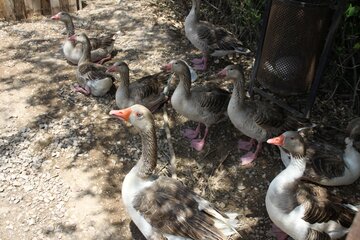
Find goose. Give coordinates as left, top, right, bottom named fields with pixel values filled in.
left=266, top=131, right=358, bottom=240
left=51, top=11, right=114, bottom=65
left=109, top=104, right=240, bottom=240
left=106, top=61, right=168, bottom=112
left=275, top=118, right=360, bottom=186
left=162, top=60, right=230, bottom=151
left=69, top=33, right=114, bottom=97
left=218, top=64, right=307, bottom=165
left=185, top=0, right=250, bottom=70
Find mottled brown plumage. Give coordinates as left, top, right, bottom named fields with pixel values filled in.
left=219, top=64, right=307, bottom=164
left=106, top=62, right=168, bottom=112
left=279, top=122, right=360, bottom=186
left=162, top=60, right=230, bottom=151
left=185, top=0, right=249, bottom=70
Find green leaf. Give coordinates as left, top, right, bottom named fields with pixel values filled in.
left=346, top=4, right=360, bottom=18
left=354, top=42, right=360, bottom=50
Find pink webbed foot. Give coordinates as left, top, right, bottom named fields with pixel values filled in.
left=183, top=128, right=200, bottom=139
left=238, top=139, right=255, bottom=151
left=271, top=224, right=288, bottom=240
left=191, top=138, right=205, bottom=151
left=240, top=151, right=257, bottom=165
left=191, top=58, right=204, bottom=64
left=193, top=63, right=207, bottom=71
left=73, top=84, right=90, bottom=95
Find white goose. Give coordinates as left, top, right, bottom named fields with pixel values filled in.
left=266, top=131, right=358, bottom=240
left=185, top=0, right=250, bottom=70
left=110, top=104, right=240, bottom=240
left=278, top=118, right=360, bottom=186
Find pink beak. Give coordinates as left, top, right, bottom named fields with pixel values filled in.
left=106, top=66, right=117, bottom=73
left=161, top=63, right=172, bottom=72
left=51, top=13, right=60, bottom=20
left=217, top=68, right=227, bottom=78
left=68, top=35, right=76, bottom=42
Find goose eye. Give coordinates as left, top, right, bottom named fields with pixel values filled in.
left=290, top=137, right=295, bottom=140
left=136, top=112, right=143, bottom=119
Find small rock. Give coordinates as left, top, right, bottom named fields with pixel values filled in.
left=27, top=218, right=36, bottom=226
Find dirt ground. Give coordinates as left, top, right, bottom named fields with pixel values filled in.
left=0, top=0, right=359, bottom=239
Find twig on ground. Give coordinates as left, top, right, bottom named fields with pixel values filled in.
left=210, top=151, right=230, bottom=177
left=163, top=103, right=177, bottom=179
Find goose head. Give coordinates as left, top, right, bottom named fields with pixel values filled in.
left=267, top=131, right=306, bottom=157
left=109, top=104, right=154, bottom=132
left=106, top=61, right=129, bottom=75
left=217, top=64, right=244, bottom=80
left=161, top=60, right=189, bottom=75
left=68, top=33, right=89, bottom=44
left=51, top=12, right=72, bottom=23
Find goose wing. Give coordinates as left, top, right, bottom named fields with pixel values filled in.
left=133, top=176, right=237, bottom=240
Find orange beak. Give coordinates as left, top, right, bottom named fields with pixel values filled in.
left=267, top=135, right=285, bottom=146
left=109, top=107, right=132, bottom=121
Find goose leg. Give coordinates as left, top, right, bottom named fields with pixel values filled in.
left=182, top=123, right=201, bottom=139
left=240, top=142, right=262, bottom=165
left=191, top=56, right=205, bottom=64
left=191, top=126, right=209, bottom=151
left=193, top=57, right=207, bottom=71
left=97, top=54, right=112, bottom=65
left=238, top=138, right=255, bottom=151
left=271, top=224, right=288, bottom=240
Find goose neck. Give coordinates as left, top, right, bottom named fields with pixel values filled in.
left=64, top=19, right=75, bottom=37
left=186, top=0, right=200, bottom=23
left=231, top=75, right=246, bottom=106
left=136, top=124, right=157, bottom=178
left=117, top=71, right=130, bottom=98
left=78, top=38, right=91, bottom=64
left=177, top=71, right=192, bottom=96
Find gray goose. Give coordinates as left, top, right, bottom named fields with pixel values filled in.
left=218, top=65, right=307, bottom=165
left=162, top=60, right=230, bottom=151
left=106, top=62, right=168, bottom=112
left=70, top=33, right=114, bottom=97
left=51, top=12, right=114, bottom=65
left=275, top=118, right=360, bottom=186
left=185, top=0, right=250, bottom=70
left=110, top=104, right=240, bottom=240
left=266, top=131, right=358, bottom=240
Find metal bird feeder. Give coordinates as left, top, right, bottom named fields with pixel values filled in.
left=250, top=0, right=348, bottom=118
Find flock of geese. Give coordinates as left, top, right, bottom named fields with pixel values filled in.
left=50, top=0, right=360, bottom=239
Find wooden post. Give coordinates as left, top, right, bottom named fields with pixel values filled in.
left=68, top=0, right=77, bottom=12
left=50, top=0, right=60, bottom=14
left=1, top=0, right=16, bottom=20
left=41, top=0, right=51, bottom=15
left=13, top=0, right=26, bottom=19
left=31, top=0, right=41, bottom=16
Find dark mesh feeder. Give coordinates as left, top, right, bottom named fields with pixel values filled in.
left=250, top=0, right=347, bottom=117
